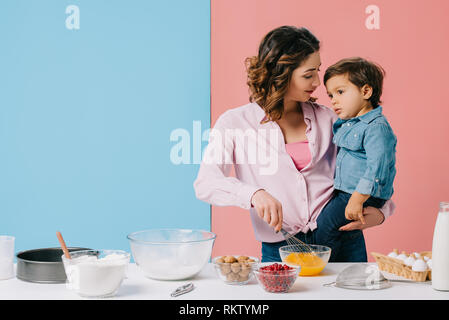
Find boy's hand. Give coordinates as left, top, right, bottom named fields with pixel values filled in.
left=345, top=200, right=366, bottom=224
left=339, top=206, right=385, bottom=231
left=345, top=191, right=370, bottom=225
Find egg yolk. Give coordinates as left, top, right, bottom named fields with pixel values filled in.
left=284, top=252, right=326, bottom=276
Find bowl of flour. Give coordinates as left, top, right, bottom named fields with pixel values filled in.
left=127, top=229, right=216, bottom=280
left=61, top=249, right=130, bottom=298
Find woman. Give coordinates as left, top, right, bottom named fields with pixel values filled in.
left=193, top=26, right=394, bottom=262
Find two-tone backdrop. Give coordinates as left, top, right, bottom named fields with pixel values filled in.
left=1, top=0, right=448, bottom=261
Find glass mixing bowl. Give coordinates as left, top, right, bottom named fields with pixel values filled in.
left=127, top=229, right=216, bottom=280
left=253, top=262, right=300, bottom=293
left=279, top=244, right=331, bottom=276
left=212, top=255, right=259, bottom=285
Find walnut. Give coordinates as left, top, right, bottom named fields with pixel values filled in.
left=220, top=263, right=231, bottom=275
left=238, top=274, right=250, bottom=282
left=231, top=262, right=241, bottom=273
left=224, top=256, right=237, bottom=263
left=226, top=272, right=239, bottom=281
left=216, top=257, right=225, bottom=264
left=239, top=269, right=250, bottom=278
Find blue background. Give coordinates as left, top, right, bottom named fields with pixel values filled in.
left=0, top=0, right=211, bottom=256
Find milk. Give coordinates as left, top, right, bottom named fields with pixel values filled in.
left=0, top=236, right=14, bottom=280
left=0, top=258, right=14, bottom=280
left=431, top=202, right=449, bottom=291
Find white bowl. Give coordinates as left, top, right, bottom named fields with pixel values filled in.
left=61, top=249, right=129, bottom=298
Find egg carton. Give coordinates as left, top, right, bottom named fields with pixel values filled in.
left=371, top=251, right=432, bottom=282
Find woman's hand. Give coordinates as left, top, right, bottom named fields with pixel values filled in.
left=339, top=206, right=385, bottom=231
left=251, top=189, right=283, bottom=232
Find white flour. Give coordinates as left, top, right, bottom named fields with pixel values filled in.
left=138, top=258, right=203, bottom=280
left=64, top=253, right=128, bottom=297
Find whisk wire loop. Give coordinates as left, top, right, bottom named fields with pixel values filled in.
left=280, top=228, right=315, bottom=254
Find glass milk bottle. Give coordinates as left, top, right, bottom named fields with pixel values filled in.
left=432, top=202, right=449, bottom=291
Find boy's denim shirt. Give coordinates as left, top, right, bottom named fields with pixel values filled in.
left=332, top=106, right=397, bottom=200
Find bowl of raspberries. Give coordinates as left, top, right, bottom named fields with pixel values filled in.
left=253, top=262, right=300, bottom=293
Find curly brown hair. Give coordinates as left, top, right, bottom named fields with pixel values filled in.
left=245, top=26, right=320, bottom=123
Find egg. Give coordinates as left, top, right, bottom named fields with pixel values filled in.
left=412, top=258, right=428, bottom=272
left=404, top=254, right=416, bottom=267
left=427, top=259, right=432, bottom=270
left=396, top=251, right=408, bottom=261
left=423, top=256, right=430, bottom=262
left=413, top=252, right=421, bottom=259
left=388, top=249, right=399, bottom=258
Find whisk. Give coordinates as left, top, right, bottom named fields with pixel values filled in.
left=280, top=228, right=315, bottom=254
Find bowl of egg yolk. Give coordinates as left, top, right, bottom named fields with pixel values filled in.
left=279, top=245, right=331, bottom=276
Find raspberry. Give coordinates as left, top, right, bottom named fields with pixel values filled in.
left=256, top=263, right=297, bottom=293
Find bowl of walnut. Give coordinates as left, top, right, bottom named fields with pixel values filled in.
left=212, top=255, right=259, bottom=285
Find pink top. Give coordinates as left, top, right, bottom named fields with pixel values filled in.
left=193, top=102, right=395, bottom=242
left=285, top=141, right=312, bottom=171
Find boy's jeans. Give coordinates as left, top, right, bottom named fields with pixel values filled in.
left=315, top=190, right=386, bottom=262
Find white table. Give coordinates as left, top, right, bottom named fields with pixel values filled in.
left=1, top=263, right=448, bottom=300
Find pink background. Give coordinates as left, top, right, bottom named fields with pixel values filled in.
left=211, top=0, right=449, bottom=261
